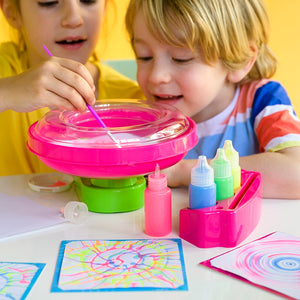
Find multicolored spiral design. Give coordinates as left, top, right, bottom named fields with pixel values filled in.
left=235, top=239, right=300, bottom=285
left=58, top=239, right=186, bottom=291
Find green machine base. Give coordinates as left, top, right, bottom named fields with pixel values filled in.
left=74, top=176, right=146, bottom=213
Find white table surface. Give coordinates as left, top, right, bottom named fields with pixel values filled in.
left=1, top=173, right=299, bottom=300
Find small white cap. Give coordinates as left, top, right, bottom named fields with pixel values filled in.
left=62, top=201, right=88, bottom=224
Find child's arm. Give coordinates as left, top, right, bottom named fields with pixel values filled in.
left=0, top=56, right=95, bottom=113
left=162, top=159, right=196, bottom=188
left=163, top=146, right=300, bottom=199
left=239, top=147, right=300, bottom=199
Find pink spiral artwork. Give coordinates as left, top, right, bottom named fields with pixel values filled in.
left=203, top=232, right=300, bottom=299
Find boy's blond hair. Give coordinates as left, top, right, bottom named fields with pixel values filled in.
left=126, top=0, right=277, bottom=82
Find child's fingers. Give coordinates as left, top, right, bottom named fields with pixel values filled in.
left=43, top=87, right=87, bottom=112
left=45, top=58, right=96, bottom=109
left=54, top=57, right=95, bottom=91
left=54, top=71, right=94, bottom=109
left=47, top=97, right=77, bottom=111
left=45, top=76, right=89, bottom=112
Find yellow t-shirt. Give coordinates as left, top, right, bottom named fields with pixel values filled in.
left=0, top=42, right=143, bottom=176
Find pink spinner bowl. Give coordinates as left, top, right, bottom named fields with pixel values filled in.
left=28, top=99, right=198, bottom=178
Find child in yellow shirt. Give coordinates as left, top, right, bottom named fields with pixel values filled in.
left=0, top=0, right=143, bottom=175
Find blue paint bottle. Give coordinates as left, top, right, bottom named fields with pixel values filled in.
left=189, top=155, right=216, bottom=209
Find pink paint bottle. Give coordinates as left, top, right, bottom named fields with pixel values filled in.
left=144, top=164, right=172, bottom=236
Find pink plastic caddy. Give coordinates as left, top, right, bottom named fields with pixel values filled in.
left=179, top=170, right=262, bottom=248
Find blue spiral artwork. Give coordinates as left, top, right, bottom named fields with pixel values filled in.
left=205, top=232, right=300, bottom=299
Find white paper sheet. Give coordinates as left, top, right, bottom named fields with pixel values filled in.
left=0, top=193, right=66, bottom=239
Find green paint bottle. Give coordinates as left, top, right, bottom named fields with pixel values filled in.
left=210, top=148, right=234, bottom=201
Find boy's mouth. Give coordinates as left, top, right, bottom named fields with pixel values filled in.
left=154, top=94, right=183, bottom=101
left=56, top=38, right=86, bottom=45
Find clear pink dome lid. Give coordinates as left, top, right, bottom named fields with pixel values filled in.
left=28, top=99, right=198, bottom=178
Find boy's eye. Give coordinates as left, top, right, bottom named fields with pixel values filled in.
left=172, top=57, right=194, bottom=63
left=80, top=0, right=97, bottom=4
left=37, top=1, right=58, bottom=7
left=136, top=56, right=152, bottom=62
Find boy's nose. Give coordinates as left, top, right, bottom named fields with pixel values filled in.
left=61, top=3, right=84, bottom=28
left=148, top=62, right=172, bottom=84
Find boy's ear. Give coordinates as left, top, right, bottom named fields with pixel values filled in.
left=1, top=0, right=22, bottom=29
left=227, top=43, right=258, bottom=83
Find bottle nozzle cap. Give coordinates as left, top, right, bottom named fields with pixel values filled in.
left=154, top=163, right=160, bottom=178
left=210, top=148, right=232, bottom=178
left=223, top=140, right=239, bottom=169
left=191, top=155, right=214, bottom=187
left=148, top=164, right=167, bottom=190
left=62, top=201, right=88, bottom=224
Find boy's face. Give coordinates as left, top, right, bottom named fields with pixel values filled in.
left=132, top=10, right=236, bottom=123
left=17, top=0, right=105, bottom=66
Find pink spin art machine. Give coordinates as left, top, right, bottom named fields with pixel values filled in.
left=27, top=99, right=198, bottom=213
left=27, top=99, right=262, bottom=248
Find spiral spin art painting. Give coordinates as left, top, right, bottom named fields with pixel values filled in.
left=203, top=232, right=300, bottom=299
left=0, top=262, right=45, bottom=300
left=52, top=239, right=187, bottom=292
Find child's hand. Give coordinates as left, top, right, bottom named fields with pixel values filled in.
left=161, top=159, right=197, bottom=187
left=0, top=56, right=95, bottom=113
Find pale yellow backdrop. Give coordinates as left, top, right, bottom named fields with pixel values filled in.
left=1, top=0, right=299, bottom=113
